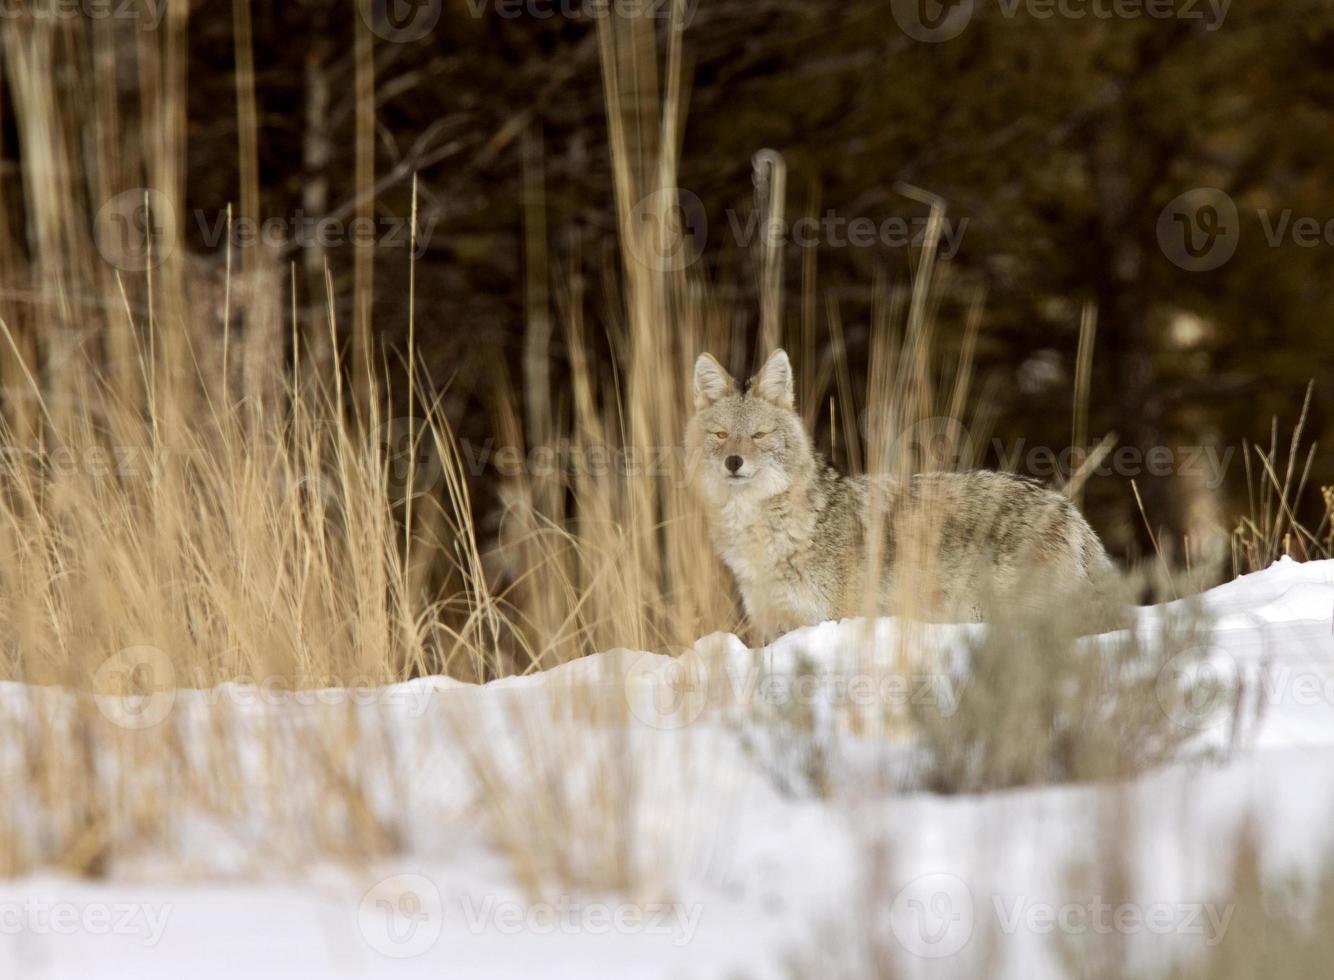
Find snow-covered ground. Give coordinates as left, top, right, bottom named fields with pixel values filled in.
left=2, top=559, right=1332, bottom=979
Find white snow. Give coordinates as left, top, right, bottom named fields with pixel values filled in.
left=2, top=559, right=1332, bottom=978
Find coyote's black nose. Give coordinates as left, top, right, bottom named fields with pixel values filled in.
left=725, top=455, right=744, bottom=474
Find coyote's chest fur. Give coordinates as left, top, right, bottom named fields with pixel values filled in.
left=709, top=476, right=853, bottom=637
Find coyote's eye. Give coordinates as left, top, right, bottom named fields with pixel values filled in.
left=751, top=430, right=771, bottom=440
left=711, top=430, right=728, bottom=439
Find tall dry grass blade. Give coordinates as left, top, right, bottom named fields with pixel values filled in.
left=1133, top=478, right=1177, bottom=598
left=1070, top=302, right=1098, bottom=506
left=754, top=148, right=787, bottom=355
left=352, top=7, right=376, bottom=412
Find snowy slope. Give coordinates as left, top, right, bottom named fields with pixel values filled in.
left=2, top=559, right=1332, bottom=979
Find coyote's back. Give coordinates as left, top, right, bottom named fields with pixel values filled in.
left=686, top=349, right=1113, bottom=641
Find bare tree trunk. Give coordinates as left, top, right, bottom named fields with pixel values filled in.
left=1091, top=97, right=1177, bottom=557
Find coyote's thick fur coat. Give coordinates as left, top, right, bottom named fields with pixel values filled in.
left=686, top=350, right=1114, bottom=641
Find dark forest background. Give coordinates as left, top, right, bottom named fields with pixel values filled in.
left=2, top=0, right=1332, bottom=564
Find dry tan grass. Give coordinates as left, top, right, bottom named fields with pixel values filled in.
left=1157, top=830, right=1334, bottom=980
left=1231, top=382, right=1333, bottom=574
left=0, top=5, right=1323, bottom=905
left=0, top=7, right=741, bottom=884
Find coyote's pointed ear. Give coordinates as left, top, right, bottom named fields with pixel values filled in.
left=693, top=353, right=736, bottom=410
left=754, top=349, right=793, bottom=410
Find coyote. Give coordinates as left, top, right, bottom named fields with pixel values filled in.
left=686, top=349, right=1114, bottom=641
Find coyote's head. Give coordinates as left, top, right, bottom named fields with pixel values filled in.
left=685, top=349, right=814, bottom=503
